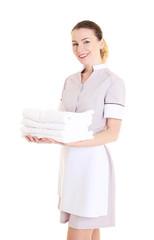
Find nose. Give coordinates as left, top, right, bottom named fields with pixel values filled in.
left=76, top=43, right=85, bottom=53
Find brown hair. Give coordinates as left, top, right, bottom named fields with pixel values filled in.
left=71, top=20, right=109, bottom=63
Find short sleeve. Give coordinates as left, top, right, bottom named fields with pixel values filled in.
left=57, top=77, right=68, bottom=111
left=104, top=77, right=126, bottom=119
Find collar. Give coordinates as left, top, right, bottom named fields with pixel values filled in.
left=80, top=63, right=108, bottom=72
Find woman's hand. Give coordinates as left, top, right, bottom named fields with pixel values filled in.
left=24, top=134, right=63, bottom=144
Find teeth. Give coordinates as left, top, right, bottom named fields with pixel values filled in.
left=79, top=54, right=89, bottom=58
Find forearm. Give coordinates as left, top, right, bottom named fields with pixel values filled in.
left=43, top=119, right=122, bottom=147
left=91, top=128, right=118, bottom=146
left=63, top=118, right=122, bottom=147
left=63, top=128, right=118, bottom=147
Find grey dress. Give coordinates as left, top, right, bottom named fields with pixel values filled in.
left=57, top=63, right=126, bottom=227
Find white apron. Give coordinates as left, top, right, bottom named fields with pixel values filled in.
left=58, top=145, right=110, bottom=217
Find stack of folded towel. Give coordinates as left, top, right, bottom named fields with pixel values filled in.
left=21, top=108, right=94, bottom=143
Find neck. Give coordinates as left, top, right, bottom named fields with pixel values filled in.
left=83, top=59, right=103, bottom=73
left=83, top=65, right=93, bottom=74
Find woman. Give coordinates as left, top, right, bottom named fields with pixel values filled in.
left=25, top=20, right=126, bottom=240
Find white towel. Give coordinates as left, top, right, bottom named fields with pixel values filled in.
left=21, top=126, right=91, bottom=137
left=22, top=132, right=94, bottom=143
left=21, top=118, right=92, bottom=130
left=22, top=108, right=94, bottom=143
left=23, top=108, right=94, bottom=123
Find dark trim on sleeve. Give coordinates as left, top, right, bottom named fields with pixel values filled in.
left=105, top=103, right=125, bottom=107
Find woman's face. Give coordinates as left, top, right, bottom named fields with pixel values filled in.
left=71, top=28, right=104, bottom=67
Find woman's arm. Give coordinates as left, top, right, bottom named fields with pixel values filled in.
left=62, top=118, right=122, bottom=147
left=39, top=118, right=122, bottom=147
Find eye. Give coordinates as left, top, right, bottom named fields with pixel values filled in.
left=84, top=40, right=90, bottom=44
left=72, top=43, right=78, bottom=46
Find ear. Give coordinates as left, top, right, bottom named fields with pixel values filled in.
left=99, top=38, right=104, bottom=49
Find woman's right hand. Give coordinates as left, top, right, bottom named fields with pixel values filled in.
left=25, top=134, right=43, bottom=143
left=24, top=134, right=56, bottom=144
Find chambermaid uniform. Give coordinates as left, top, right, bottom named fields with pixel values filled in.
left=57, top=63, right=126, bottom=229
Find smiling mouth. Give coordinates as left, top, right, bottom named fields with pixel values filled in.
left=79, top=53, right=89, bottom=59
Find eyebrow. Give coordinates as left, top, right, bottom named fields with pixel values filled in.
left=72, top=38, right=90, bottom=42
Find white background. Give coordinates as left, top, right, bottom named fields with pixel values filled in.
left=0, top=0, right=154, bottom=239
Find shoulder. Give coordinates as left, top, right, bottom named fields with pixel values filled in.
left=99, top=68, right=126, bottom=94
left=68, top=71, right=80, bottom=77
left=63, top=71, right=80, bottom=88
left=65, top=71, right=80, bottom=81
left=103, top=68, right=125, bottom=85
